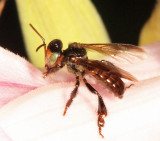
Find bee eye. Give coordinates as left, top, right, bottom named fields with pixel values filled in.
left=49, top=52, right=59, bottom=66
left=48, top=39, right=62, bottom=53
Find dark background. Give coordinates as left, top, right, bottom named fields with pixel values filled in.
left=0, top=0, right=156, bottom=59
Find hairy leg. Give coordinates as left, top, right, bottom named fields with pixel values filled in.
left=83, top=77, right=107, bottom=138
left=63, top=75, right=80, bottom=116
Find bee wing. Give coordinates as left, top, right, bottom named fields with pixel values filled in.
left=77, top=43, right=146, bottom=63
left=112, top=64, right=138, bottom=82
left=77, top=59, right=137, bottom=82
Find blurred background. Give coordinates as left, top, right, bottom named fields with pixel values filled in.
left=0, top=0, right=156, bottom=59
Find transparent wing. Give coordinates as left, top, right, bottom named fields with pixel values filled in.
left=71, top=43, right=146, bottom=63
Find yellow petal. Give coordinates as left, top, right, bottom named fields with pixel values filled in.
left=139, top=1, right=160, bottom=46
left=16, top=0, right=110, bottom=67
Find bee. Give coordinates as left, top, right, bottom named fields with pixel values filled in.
left=30, top=24, right=145, bottom=138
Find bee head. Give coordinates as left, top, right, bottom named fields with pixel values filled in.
left=29, top=24, right=64, bottom=70
left=45, top=39, right=63, bottom=69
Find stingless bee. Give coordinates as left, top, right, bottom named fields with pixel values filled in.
left=29, top=24, right=145, bottom=138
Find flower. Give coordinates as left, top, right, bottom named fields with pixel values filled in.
left=0, top=0, right=159, bottom=140
left=0, top=42, right=159, bottom=140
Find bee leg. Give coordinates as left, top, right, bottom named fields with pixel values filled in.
left=63, top=75, right=80, bottom=116
left=42, top=71, right=49, bottom=78
left=126, top=83, right=134, bottom=89
left=83, top=77, right=107, bottom=138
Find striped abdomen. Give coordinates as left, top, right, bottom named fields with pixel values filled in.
left=86, top=67, right=125, bottom=98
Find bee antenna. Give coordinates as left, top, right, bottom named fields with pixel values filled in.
left=29, top=24, right=47, bottom=54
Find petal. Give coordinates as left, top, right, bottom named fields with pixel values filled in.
left=0, top=47, right=50, bottom=107
left=0, top=77, right=159, bottom=141
left=0, top=127, right=13, bottom=141
left=139, top=1, right=160, bottom=45
left=0, top=43, right=159, bottom=140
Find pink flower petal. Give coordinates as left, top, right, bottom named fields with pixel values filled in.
left=0, top=42, right=159, bottom=140
left=0, top=128, right=13, bottom=141
left=0, top=47, right=47, bottom=86
left=0, top=47, right=50, bottom=107
left=0, top=76, right=159, bottom=141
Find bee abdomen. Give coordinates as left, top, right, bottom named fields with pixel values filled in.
left=92, top=69, right=125, bottom=98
